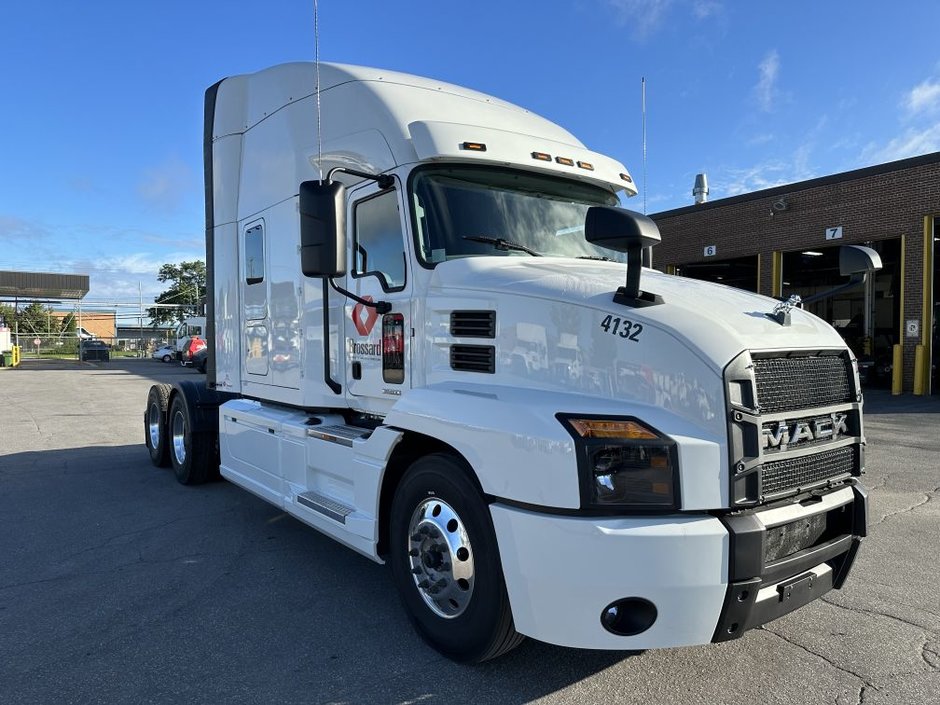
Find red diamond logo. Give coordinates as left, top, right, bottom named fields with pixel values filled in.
left=352, top=297, right=379, bottom=336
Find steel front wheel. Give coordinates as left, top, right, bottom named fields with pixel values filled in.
left=389, top=453, right=523, bottom=662
left=144, top=384, right=171, bottom=467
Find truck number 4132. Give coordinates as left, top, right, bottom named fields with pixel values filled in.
left=600, top=315, right=643, bottom=341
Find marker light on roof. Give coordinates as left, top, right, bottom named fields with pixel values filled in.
left=460, top=142, right=487, bottom=152
left=577, top=161, right=594, bottom=171
left=531, top=152, right=552, bottom=161
left=620, top=173, right=634, bottom=183
left=555, top=156, right=575, bottom=166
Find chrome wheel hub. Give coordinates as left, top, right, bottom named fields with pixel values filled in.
left=407, top=498, right=475, bottom=618
left=171, top=410, right=187, bottom=466
left=148, top=402, right=161, bottom=449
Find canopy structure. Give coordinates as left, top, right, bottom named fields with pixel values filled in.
left=0, top=271, right=89, bottom=301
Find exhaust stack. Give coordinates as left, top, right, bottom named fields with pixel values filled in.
left=693, top=173, right=709, bottom=204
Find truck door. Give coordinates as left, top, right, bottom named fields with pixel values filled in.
left=343, top=180, right=411, bottom=411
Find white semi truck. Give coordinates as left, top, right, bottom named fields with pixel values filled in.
left=145, top=63, right=872, bottom=662
left=173, top=316, right=207, bottom=365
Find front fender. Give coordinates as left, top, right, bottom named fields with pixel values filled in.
left=385, top=382, right=726, bottom=510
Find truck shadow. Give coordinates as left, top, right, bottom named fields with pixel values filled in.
left=13, top=356, right=200, bottom=384
left=0, top=443, right=637, bottom=704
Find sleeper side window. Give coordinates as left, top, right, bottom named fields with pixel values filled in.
left=245, top=224, right=265, bottom=285
left=353, top=190, right=406, bottom=291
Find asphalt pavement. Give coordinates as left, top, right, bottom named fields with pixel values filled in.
left=0, top=358, right=937, bottom=704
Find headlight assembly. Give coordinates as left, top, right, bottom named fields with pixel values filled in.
left=560, top=416, right=679, bottom=510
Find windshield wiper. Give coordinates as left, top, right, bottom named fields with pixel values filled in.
left=463, top=235, right=542, bottom=257
left=576, top=255, right=613, bottom=261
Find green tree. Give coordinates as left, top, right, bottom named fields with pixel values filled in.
left=0, top=303, right=14, bottom=329
left=60, top=312, right=77, bottom=334
left=13, top=302, right=59, bottom=335
left=147, top=260, right=207, bottom=327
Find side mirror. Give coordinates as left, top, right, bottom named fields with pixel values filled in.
left=584, top=206, right=662, bottom=252
left=299, top=180, right=347, bottom=277
left=585, top=206, right=661, bottom=304
left=840, top=245, right=882, bottom=277
left=795, top=245, right=884, bottom=309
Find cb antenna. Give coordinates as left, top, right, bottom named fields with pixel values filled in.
left=641, top=76, right=647, bottom=215
left=314, top=0, right=323, bottom=180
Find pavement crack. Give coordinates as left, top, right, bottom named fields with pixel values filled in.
left=821, top=597, right=937, bottom=634
left=871, top=488, right=937, bottom=526
left=922, top=640, right=940, bottom=670
left=760, top=626, right=876, bottom=689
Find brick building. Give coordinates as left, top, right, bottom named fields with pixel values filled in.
left=51, top=310, right=116, bottom=339
left=651, top=152, right=938, bottom=394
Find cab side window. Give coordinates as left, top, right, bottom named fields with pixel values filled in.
left=354, top=190, right=406, bottom=290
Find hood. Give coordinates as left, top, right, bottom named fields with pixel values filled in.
left=429, top=257, right=845, bottom=373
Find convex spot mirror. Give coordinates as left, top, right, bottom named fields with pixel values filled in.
left=299, top=180, right=347, bottom=277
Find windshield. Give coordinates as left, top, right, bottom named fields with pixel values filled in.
left=409, top=166, right=624, bottom=265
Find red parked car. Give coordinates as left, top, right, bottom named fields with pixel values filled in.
left=180, top=336, right=207, bottom=367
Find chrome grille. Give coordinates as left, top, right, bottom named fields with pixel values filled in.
left=762, top=446, right=856, bottom=497
left=725, top=350, right=862, bottom=506
left=753, top=354, right=853, bottom=413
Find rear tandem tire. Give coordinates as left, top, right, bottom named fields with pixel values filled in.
left=389, top=453, right=524, bottom=663
left=144, top=384, right=171, bottom=468
left=167, top=394, right=213, bottom=485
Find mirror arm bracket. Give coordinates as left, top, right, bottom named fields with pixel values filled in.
left=328, top=278, right=392, bottom=314
left=326, top=167, right=394, bottom=190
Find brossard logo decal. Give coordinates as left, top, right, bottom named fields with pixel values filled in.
left=349, top=341, right=382, bottom=357
left=352, top=297, right=379, bottom=336
left=762, top=412, right=849, bottom=451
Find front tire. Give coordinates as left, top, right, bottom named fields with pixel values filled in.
left=168, top=394, right=213, bottom=485
left=389, top=453, right=523, bottom=662
left=144, top=384, right=171, bottom=467
left=162, top=354, right=172, bottom=363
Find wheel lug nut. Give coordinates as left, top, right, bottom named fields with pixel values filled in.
left=417, top=579, right=429, bottom=589
left=411, top=567, right=423, bottom=575
left=408, top=548, right=419, bottom=557
left=410, top=533, right=422, bottom=542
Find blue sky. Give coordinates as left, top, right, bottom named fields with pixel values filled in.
left=3, top=1, right=940, bottom=307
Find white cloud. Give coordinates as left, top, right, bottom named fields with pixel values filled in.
left=606, top=0, right=674, bottom=38
left=860, top=123, right=940, bottom=164
left=606, top=0, right=721, bottom=37
left=755, top=50, right=780, bottom=112
left=0, top=215, right=52, bottom=241
left=712, top=151, right=818, bottom=198
left=903, top=79, right=940, bottom=115
left=692, top=0, right=722, bottom=19
left=137, top=155, right=196, bottom=213
left=747, top=133, right=774, bottom=146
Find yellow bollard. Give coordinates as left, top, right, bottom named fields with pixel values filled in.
left=11, top=345, right=20, bottom=367
left=891, top=344, right=903, bottom=395
left=913, top=345, right=925, bottom=396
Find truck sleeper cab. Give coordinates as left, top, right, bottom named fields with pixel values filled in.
left=144, top=62, right=867, bottom=662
